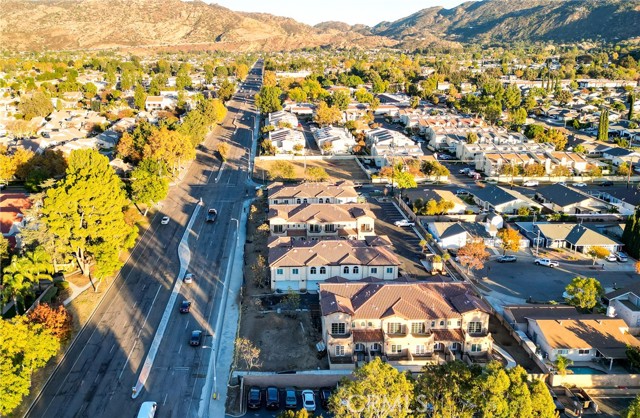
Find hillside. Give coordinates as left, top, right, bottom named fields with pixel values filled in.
left=372, top=0, right=640, bottom=44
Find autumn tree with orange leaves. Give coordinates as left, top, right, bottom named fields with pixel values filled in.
left=28, top=303, right=73, bottom=341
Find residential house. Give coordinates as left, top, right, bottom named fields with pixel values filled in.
left=503, top=305, right=579, bottom=332
left=605, top=283, right=640, bottom=334
left=534, top=184, right=610, bottom=214
left=602, top=147, right=640, bottom=167
left=471, top=185, right=541, bottom=214
left=366, top=128, right=423, bottom=167
left=145, top=96, right=166, bottom=112
left=319, top=280, right=493, bottom=371
left=0, top=193, right=31, bottom=249
left=313, top=126, right=357, bottom=154
left=589, top=188, right=640, bottom=215
left=403, top=189, right=468, bottom=215
left=268, top=181, right=359, bottom=206
left=268, top=128, right=305, bottom=154
left=267, top=110, right=299, bottom=128
left=268, top=203, right=375, bottom=240
left=518, top=222, right=623, bottom=254
left=427, top=221, right=505, bottom=250
left=268, top=239, right=400, bottom=292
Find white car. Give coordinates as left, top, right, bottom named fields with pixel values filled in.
left=301, top=390, right=316, bottom=412
left=161, top=216, right=170, bottom=225
left=523, top=181, right=539, bottom=187
left=573, top=182, right=587, bottom=187
left=184, top=273, right=194, bottom=284
left=534, top=258, right=559, bottom=267
left=605, top=253, right=617, bottom=262
left=394, top=219, right=415, bottom=227
left=459, top=167, right=470, bottom=174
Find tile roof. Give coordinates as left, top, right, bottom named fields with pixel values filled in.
left=269, top=203, right=374, bottom=223
left=320, top=281, right=489, bottom=321
left=353, top=329, right=384, bottom=343
left=269, top=240, right=400, bottom=268
left=0, top=193, right=31, bottom=234
left=432, top=329, right=464, bottom=342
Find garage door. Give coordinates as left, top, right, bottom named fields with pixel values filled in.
left=277, top=280, right=300, bottom=292
left=306, top=279, right=323, bottom=294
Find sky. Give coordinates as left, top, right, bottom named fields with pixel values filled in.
left=206, top=0, right=468, bottom=26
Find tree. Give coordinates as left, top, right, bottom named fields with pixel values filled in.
left=331, top=90, right=351, bottom=111
left=564, top=276, right=603, bottom=310
left=134, top=84, right=146, bottom=110
left=506, top=366, right=533, bottom=418
left=420, top=161, right=450, bottom=177
left=288, top=87, right=307, bottom=103
left=524, top=124, right=545, bottom=140
left=277, top=410, right=309, bottom=418
left=587, top=246, right=610, bottom=266
left=457, top=241, right=490, bottom=272
left=255, top=86, right=282, bottom=114
left=474, top=361, right=510, bottom=417
left=629, top=93, right=635, bottom=121
left=551, top=165, right=571, bottom=177
left=554, top=355, right=573, bottom=376
left=626, top=345, right=640, bottom=371
left=597, top=108, right=610, bottom=142
left=529, top=378, right=558, bottom=418
left=466, top=131, right=478, bottom=144
left=282, top=288, right=301, bottom=312
left=556, top=90, right=573, bottom=106
left=262, top=70, right=277, bottom=87
left=622, top=394, right=640, bottom=418
left=618, top=162, right=632, bottom=176
left=235, top=337, right=262, bottom=370
left=130, top=159, right=169, bottom=216
left=235, top=63, right=249, bottom=81
left=217, top=79, right=236, bottom=102
left=329, top=357, right=414, bottom=418
left=394, top=171, right=417, bottom=189
left=2, top=259, right=34, bottom=314
left=504, top=84, right=522, bottom=110
left=41, top=149, right=137, bottom=277
left=304, top=166, right=329, bottom=182
left=217, top=142, right=230, bottom=162
left=28, top=303, right=73, bottom=341
left=268, top=160, right=295, bottom=181
left=314, top=101, right=342, bottom=126
left=509, top=107, right=528, bottom=128
left=410, top=96, right=420, bottom=109
left=18, top=91, right=53, bottom=120
left=524, top=163, right=546, bottom=177
left=543, top=128, right=568, bottom=151
left=250, top=254, right=267, bottom=288
left=497, top=227, right=521, bottom=255
left=143, top=126, right=196, bottom=175
left=0, top=317, right=59, bottom=416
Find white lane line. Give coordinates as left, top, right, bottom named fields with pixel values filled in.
left=119, top=339, right=138, bottom=381
left=214, top=163, right=226, bottom=183
left=185, top=320, right=189, bottom=330
left=178, top=345, right=182, bottom=355
left=163, top=393, right=168, bottom=406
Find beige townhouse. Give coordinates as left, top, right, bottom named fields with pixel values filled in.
left=268, top=181, right=359, bottom=206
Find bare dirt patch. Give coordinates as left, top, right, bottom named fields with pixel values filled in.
left=254, top=158, right=369, bottom=183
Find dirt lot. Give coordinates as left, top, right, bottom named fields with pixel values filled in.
left=254, top=157, right=369, bottom=183
left=489, top=315, right=543, bottom=373
left=238, top=193, right=328, bottom=372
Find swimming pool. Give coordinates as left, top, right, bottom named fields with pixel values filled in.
left=568, top=366, right=606, bottom=375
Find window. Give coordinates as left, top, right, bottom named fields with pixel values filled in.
left=276, top=268, right=284, bottom=275
left=371, top=267, right=378, bottom=274
left=331, top=323, right=346, bottom=335
left=411, top=322, right=425, bottom=334
left=415, top=345, right=426, bottom=355
left=335, top=345, right=345, bottom=356
left=355, top=343, right=365, bottom=352
left=431, top=321, right=436, bottom=328
left=368, top=322, right=373, bottom=327
left=361, top=224, right=373, bottom=232
left=310, top=267, right=317, bottom=275
left=353, top=266, right=359, bottom=274
left=457, top=320, right=461, bottom=326
left=387, top=323, right=403, bottom=334
left=471, top=344, right=482, bottom=352
left=467, top=322, right=482, bottom=334
left=296, top=199, right=301, bottom=204
left=324, top=224, right=335, bottom=232
left=292, top=268, right=299, bottom=275
left=439, top=320, right=445, bottom=326
left=390, top=344, right=402, bottom=354
left=273, top=225, right=284, bottom=233
left=578, top=349, right=590, bottom=355
left=319, top=198, right=324, bottom=203
left=309, top=224, right=321, bottom=233
left=360, top=322, right=365, bottom=326
left=320, top=267, right=326, bottom=274
left=557, top=349, right=569, bottom=355
left=274, top=200, right=279, bottom=204
left=371, top=343, right=381, bottom=351
left=386, top=267, right=393, bottom=274
left=303, top=198, right=308, bottom=203
left=343, top=266, right=350, bottom=274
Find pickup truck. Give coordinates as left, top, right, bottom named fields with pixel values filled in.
left=534, top=258, right=559, bottom=267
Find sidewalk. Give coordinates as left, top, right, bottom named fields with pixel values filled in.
left=63, top=281, right=93, bottom=306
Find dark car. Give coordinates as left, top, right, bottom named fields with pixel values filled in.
left=266, top=386, right=280, bottom=410
left=320, top=387, right=333, bottom=409
left=600, top=180, right=614, bottom=187
left=179, top=300, right=192, bottom=313
left=247, top=386, right=261, bottom=410
left=284, top=387, right=297, bottom=409
left=189, top=330, right=202, bottom=346
left=496, top=255, right=517, bottom=263
left=206, top=208, right=217, bottom=223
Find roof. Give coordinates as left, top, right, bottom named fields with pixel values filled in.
left=605, top=282, right=640, bottom=301
left=534, top=223, right=620, bottom=247
left=145, top=96, right=163, bottom=103
left=430, top=222, right=493, bottom=240
left=471, top=185, right=531, bottom=207
left=531, top=317, right=640, bottom=358
left=535, top=184, right=595, bottom=208
left=503, top=305, right=579, bottom=324
left=353, top=329, right=384, bottom=343
left=268, top=181, right=358, bottom=201
left=0, top=193, right=31, bottom=235
left=269, top=239, right=400, bottom=268
left=603, top=147, right=633, bottom=157
left=269, top=203, right=374, bottom=223
left=320, top=281, right=489, bottom=321
left=432, top=328, right=465, bottom=342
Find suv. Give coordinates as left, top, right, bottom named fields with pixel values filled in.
left=523, top=180, right=539, bottom=187
left=247, top=387, right=261, bottom=410
left=206, top=208, right=217, bottom=223
left=266, top=386, right=280, bottom=410
left=534, top=258, right=559, bottom=267
left=599, top=180, right=614, bottom=187
left=496, top=255, right=517, bottom=263
left=189, top=330, right=202, bottom=346
left=616, top=252, right=629, bottom=262
left=284, top=388, right=297, bottom=409
left=179, top=300, right=192, bottom=313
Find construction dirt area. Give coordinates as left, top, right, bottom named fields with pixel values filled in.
left=253, top=157, right=369, bottom=183
left=237, top=191, right=329, bottom=372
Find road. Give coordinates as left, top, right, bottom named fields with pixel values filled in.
left=25, top=63, right=263, bottom=418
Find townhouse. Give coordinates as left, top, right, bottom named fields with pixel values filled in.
left=268, top=238, right=400, bottom=292
left=313, top=126, right=357, bottom=154
left=267, top=128, right=305, bottom=154
left=268, top=181, right=359, bottom=206
left=267, top=110, right=299, bottom=128
left=319, top=281, right=494, bottom=371
left=365, top=128, right=423, bottom=167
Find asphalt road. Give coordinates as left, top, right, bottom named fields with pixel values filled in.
left=25, top=63, right=263, bottom=418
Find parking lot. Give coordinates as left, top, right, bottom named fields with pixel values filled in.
left=243, top=387, right=333, bottom=418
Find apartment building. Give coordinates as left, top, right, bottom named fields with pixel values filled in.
left=267, top=181, right=359, bottom=206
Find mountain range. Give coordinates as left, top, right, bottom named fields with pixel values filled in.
left=0, top=0, right=639, bottom=52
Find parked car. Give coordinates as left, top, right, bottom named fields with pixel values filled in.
left=523, top=180, right=539, bottom=187
left=179, top=300, right=192, bottom=313
left=599, top=180, right=614, bottom=187
left=161, top=216, right=170, bottom=225
left=184, top=273, right=194, bottom=284
left=534, top=258, right=559, bottom=267
left=605, top=253, right=618, bottom=262
left=496, top=255, right=517, bottom=263
left=284, top=388, right=297, bottom=409
left=459, top=167, right=470, bottom=174
left=189, top=330, right=202, bottom=346
left=394, top=219, right=415, bottom=227
left=616, top=252, right=629, bottom=262
left=206, top=208, right=217, bottom=223
left=573, top=182, right=587, bottom=187
left=467, top=170, right=478, bottom=178
left=319, top=387, right=333, bottom=409
left=455, top=189, right=470, bottom=196
left=247, top=387, right=261, bottom=409
left=302, top=390, right=316, bottom=412
left=266, top=386, right=280, bottom=410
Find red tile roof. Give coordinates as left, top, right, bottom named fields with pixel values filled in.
left=0, top=193, right=30, bottom=235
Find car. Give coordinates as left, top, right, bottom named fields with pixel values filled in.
left=247, top=386, right=261, bottom=409
left=206, top=208, right=217, bottom=223
left=184, top=273, right=194, bottom=284
left=394, top=219, right=415, bottom=227
left=161, top=216, right=170, bottom=225
left=534, top=258, right=559, bottom=267
left=496, top=255, right=517, bottom=263
left=523, top=180, right=539, bottom=187
left=616, top=252, right=629, bottom=262
left=605, top=253, right=618, bottom=262
left=573, top=182, right=587, bottom=187
left=599, top=180, right=614, bottom=187
left=301, top=390, right=316, bottom=412
left=266, top=386, right=280, bottom=410
left=455, top=189, right=470, bottom=196
left=319, top=387, right=332, bottom=409
left=284, top=388, right=297, bottom=409
left=179, top=300, right=192, bottom=313
left=467, top=170, right=477, bottom=178
left=189, top=330, right=202, bottom=346
left=459, top=167, right=471, bottom=174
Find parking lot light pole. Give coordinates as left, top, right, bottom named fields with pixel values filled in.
left=202, top=344, right=217, bottom=399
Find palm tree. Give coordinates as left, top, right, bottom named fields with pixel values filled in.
left=554, top=355, right=573, bottom=376
left=21, top=246, right=54, bottom=291
left=2, top=259, right=35, bottom=314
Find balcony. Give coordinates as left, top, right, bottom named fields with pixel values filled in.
left=327, top=332, right=352, bottom=343
left=410, top=329, right=433, bottom=339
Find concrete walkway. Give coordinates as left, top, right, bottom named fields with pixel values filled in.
left=62, top=281, right=93, bottom=306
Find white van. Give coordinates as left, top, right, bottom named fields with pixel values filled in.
left=137, top=401, right=157, bottom=418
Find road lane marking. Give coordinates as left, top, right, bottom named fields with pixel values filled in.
left=178, top=345, right=182, bottom=354
left=185, top=320, right=189, bottom=330
left=163, top=393, right=168, bottom=406
left=119, top=339, right=138, bottom=381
